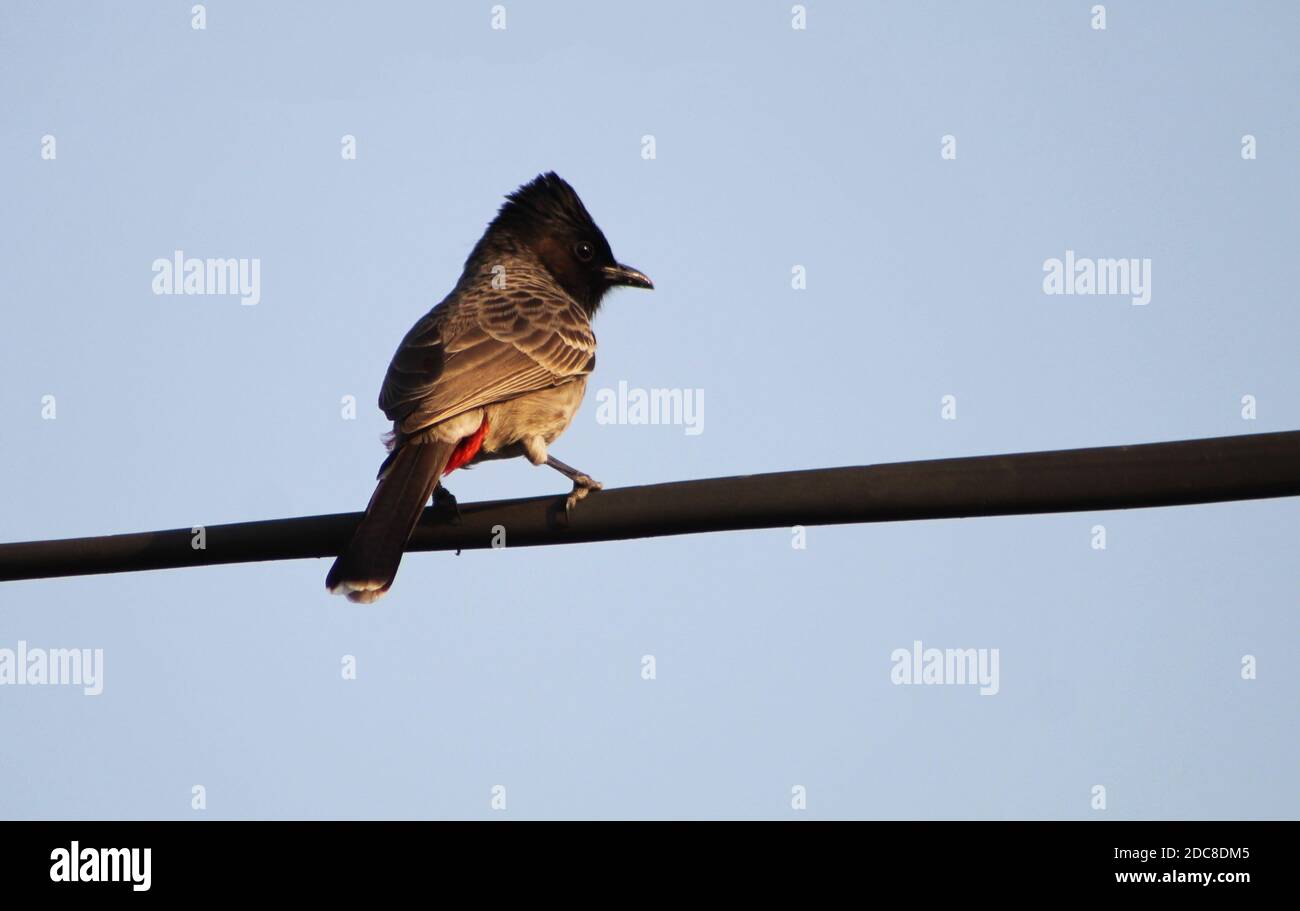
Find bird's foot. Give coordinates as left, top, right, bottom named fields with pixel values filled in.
left=431, top=483, right=462, bottom=525
left=564, top=475, right=603, bottom=519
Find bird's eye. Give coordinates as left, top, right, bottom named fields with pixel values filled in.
left=574, top=241, right=595, bottom=262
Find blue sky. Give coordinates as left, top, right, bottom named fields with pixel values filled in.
left=1, top=1, right=1296, bottom=819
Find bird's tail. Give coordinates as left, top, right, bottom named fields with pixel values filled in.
left=326, top=441, right=454, bottom=603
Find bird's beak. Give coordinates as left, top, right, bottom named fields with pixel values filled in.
left=603, top=263, right=654, bottom=290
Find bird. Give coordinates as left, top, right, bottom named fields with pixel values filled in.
left=326, top=172, right=653, bottom=603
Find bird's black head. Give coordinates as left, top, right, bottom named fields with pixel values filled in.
left=484, top=172, right=652, bottom=313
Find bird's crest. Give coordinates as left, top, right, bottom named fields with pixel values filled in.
left=487, top=172, right=603, bottom=241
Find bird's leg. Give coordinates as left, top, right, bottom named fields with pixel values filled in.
left=430, top=481, right=462, bottom=524
left=545, top=455, right=603, bottom=517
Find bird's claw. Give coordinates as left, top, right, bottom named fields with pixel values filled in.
left=431, top=484, right=462, bottom=525
left=564, top=476, right=602, bottom=519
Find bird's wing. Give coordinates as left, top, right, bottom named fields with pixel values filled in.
left=379, top=283, right=596, bottom=434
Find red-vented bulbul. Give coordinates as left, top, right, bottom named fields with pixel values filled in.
left=327, top=173, right=652, bottom=602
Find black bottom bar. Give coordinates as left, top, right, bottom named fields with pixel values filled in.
left=0, top=820, right=1285, bottom=896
